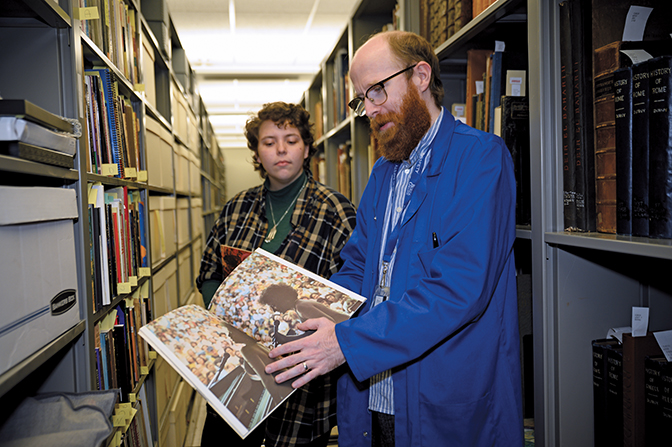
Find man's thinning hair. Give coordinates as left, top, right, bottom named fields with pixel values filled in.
left=379, top=30, right=444, bottom=110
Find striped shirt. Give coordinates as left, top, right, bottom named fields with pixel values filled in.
left=369, top=108, right=444, bottom=415
left=196, top=170, right=356, bottom=446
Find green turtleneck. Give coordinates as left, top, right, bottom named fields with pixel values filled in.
left=262, top=171, right=307, bottom=254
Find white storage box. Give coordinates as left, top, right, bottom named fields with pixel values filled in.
left=177, top=247, right=192, bottom=303
left=0, top=186, right=80, bottom=375
left=175, top=144, right=190, bottom=194
left=142, top=36, right=156, bottom=109
left=188, top=151, right=201, bottom=195
left=176, top=198, right=190, bottom=247
left=149, top=195, right=176, bottom=264
left=152, top=259, right=177, bottom=319
left=145, top=117, right=174, bottom=190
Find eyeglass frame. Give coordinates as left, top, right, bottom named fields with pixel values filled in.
left=348, top=63, right=418, bottom=117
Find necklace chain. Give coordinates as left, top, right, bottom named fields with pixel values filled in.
left=265, top=178, right=307, bottom=243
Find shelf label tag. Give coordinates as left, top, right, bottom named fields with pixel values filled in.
left=622, top=6, right=652, bottom=42
left=137, top=170, right=148, bottom=182
left=125, top=167, right=137, bottom=178
left=141, top=366, right=149, bottom=375
left=654, top=330, right=672, bottom=362
left=134, top=84, right=145, bottom=92
left=101, top=163, right=119, bottom=176
left=631, top=306, right=649, bottom=337
left=117, top=282, right=132, bottom=294
left=129, top=275, right=138, bottom=287
left=148, top=351, right=157, bottom=359
left=74, top=7, right=100, bottom=20
left=139, top=267, right=151, bottom=277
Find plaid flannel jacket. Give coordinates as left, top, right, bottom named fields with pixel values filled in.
left=196, top=170, right=356, bottom=446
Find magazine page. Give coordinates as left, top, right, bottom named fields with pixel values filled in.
left=138, top=305, right=295, bottom=439
left=219, top=245, right=252, bottom=278
left=209, top=248, right=366, bottom=350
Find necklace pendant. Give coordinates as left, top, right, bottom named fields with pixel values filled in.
left=265, top=226, right=277, bottom=243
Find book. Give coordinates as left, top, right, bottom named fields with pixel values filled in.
left=622, top=332, right=663, bottom=447
left=592, top=338, right=621, bottom=447
left=605, top=341, right=624, bottom=445
left=465, top=49, right=492, bottom=128
left=568, top=0, right=595, bottom=233
left=559, top=1, right=576, bottom=230
left=500, top=96, right=531, bottom=226
left=0, top=116, right=77, bottom=156
left=139, top=248, right=366, bottom=439
left=644, top=356, right=668, bottom=446
left=631, top=60, right=651, bottom=237
left=614, top=66, right=634, bottom=235
left=647, top=56, right=672, bottom=239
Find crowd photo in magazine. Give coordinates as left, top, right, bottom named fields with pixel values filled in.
left=139, top=248, right=365, bottom=438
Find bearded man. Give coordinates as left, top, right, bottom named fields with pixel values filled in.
left=266, top=30, right=523, bottom=447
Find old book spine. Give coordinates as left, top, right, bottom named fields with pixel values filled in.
left=559, top=1, right=576, bottom=230
left=622, top=333, right=663, bottom=447
left=501, top=96, right=531, bottom=226
left=570, top=0, right=595, bottom=232
left=592, top=339, right=620, bottom=447
left=614, top=66, right=634, bottom=235
left=647, top=56, right=672, bottom=239
left=606, top=343, right=624, bottom=446
left=631, top=61, right=651, bottom=237
left=644, top=356, right=664, bottom=446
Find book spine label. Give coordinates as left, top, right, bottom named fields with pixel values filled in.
left=559, top=2, right=576, bottom=230
left=631, top=62, right=651, bottom=237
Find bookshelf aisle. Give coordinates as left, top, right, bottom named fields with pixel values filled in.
left=0, top=0, right=224, bottom=445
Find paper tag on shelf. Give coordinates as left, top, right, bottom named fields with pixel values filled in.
left=125, top=297, right=134, bottom=308
left=139, top=267, right=151, bottom=277
left=112, top=431, right=122, bottom=447
left=141, top=366, right=149, bottom=375
left=654, top=330, right=672, bottom=362
left=74, top=6, right=100, bottom=20
left=128, top=393, right=136, bottom=403
left=129, top=276, right=138, bottom=287
left=622, top=6, right=652, bottom=42
left=134, top=84, right=145, bottom=92
left=117, top=282, right=131, bottom=294
left=606, top=326, right=632, bottom=343
left=101, top=164, right=119, bottom=176
left=149, top=351, right=157, bottom=359
left=125, top=167, right=137, bottom=178
left=137, top=170, right=148, bottom=182
left=494, top=40, right=505, bottom=52
left=112, top=414, right=126, bottom=427
left=631, top=306, right=649, bottom=337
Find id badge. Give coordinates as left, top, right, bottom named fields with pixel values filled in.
left=372, top=285, right=390, bottom=307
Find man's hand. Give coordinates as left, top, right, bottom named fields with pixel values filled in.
left=265, top=317, right=345, bottom=389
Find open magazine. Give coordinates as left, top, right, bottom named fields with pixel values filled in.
left=138, top=248, right=366, bottom=439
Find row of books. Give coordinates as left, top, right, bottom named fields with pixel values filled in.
left=84, top=67, right=143, bottom=179
left=87, top=185, right=149, bottom=312
left=464, top=45, right=530, bottom=226
left=0, top=99, right=79, bottom=169
left=591, top=332, right=671, bottom=447
left=422, top=0, right=472, bottom=49
left=114, top=392, right=154, bottom=447
left=78, top=0, right=140, bottom=86
left=337, top=141, right=353, bottom=201
left=331, top=48, right=350, bottom=129
left=95, top=298, right=152, bottom=402
left=559, top=0, right=672, bottom=237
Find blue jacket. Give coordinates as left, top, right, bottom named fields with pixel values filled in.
left=331, top=113, right=523, bottom=446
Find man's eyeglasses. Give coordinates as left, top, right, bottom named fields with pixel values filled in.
left=348, top=63, right=418, bottom=117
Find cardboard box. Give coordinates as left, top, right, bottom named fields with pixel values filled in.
left=188, top=151, right=201, bottom=195
left=149, top=195, right=176, bottom=264
left=152, top=259, right=177, bottom=319
left=166, top=380, right=193, bottom=447
left=174, top=144, right=190, bottom=194
left=155, top=355, right=180, bottom=424
left=0, top=186, right=80, bottom=375
left=190, top=197, right=203, bottom=239
left=176, top=197, right=189, bottom=247
left=177, top=247, right=192, bottom=303
left=142, top=36, right=156, bottom=108
left=145, top=116, right=174, bottom=190
left=172, top=81, right=188, bottom=143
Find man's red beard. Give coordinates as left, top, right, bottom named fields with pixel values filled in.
left=370, top=82, right=432, bottom=163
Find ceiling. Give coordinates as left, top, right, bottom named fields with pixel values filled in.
left=165, top=0, right=360, bottom=150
